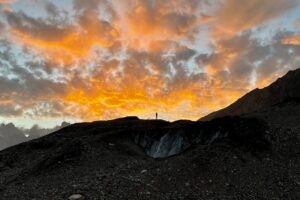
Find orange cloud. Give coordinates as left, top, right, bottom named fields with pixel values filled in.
left=11, top=27, right=117, bottom=64
left=5, top=0, right=204, bottom=63
left=126, top=1, right=197, bottom=38
left=111, top=0, right=207, bottom=52
left=62, top=80, right=243, bottom=121
left=282, top=34, right=300, bottom=45
left=6, top=10, right=118, bottom=64
left=0, top=0, right=15, bottom=3
left=52, top=51, right=247, bottom=121
left=214, top=0, right=297, bottom=38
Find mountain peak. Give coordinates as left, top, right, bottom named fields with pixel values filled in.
left=201, top=68, right=300, bottom=121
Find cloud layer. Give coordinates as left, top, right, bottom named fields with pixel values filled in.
left=0, top=0, right=299, bottom=125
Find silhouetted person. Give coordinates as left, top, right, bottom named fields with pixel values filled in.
left=155, top=112, right=158, bottom=120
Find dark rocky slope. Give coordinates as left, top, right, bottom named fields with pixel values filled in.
left=201, top=68, right=300, bottom=121
left=134, top=117, right=268, bottom=158
left=0, top=115, right=299, bottom=200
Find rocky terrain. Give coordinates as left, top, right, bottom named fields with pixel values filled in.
left=0, top=69, right=299, bottom=200
left=0, top=116, right=299, bottom=200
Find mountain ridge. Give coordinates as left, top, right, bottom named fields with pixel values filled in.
left=200, top=68, right=300, bottom=121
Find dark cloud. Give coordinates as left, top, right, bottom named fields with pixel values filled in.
left=45, top=2, right=60, bottom=17
left=0, top=20, right=6, bottom=34
left=0, top=104, right=22, bottom=117
left=197, top=30, right=300, bottom=89
left=73, top=0, right=102, bottom=11
left=0, top=62, right=68, bottom=99
left=0, top=41, right=70, bottom=118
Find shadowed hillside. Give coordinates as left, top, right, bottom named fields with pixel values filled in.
left=0, top=115, right=299, bottom=199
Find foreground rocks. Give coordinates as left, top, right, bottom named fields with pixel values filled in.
left=0, top=116, right=299, bottom=200
left=69, top=194, right=85, bottom=200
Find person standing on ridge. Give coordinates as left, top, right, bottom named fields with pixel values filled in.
left=156, top=112, right=158, bottom=120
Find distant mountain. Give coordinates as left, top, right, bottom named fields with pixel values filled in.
left=0, top=122, right=71, bottom=151
left=200, top=68, right=300, bottom=122
left=0, top=123, right=27, bottom=151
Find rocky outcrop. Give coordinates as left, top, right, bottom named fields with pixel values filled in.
left=134, top=131, right=190, bottom=158
left=134, top=117, right=269, bottom=158
left=68, top=194, right=85, bottom=200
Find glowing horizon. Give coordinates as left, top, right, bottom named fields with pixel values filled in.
left=0, top=0, right=300, bottom=128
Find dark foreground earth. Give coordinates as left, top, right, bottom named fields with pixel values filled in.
left=0, top=114, right=299, bottom=200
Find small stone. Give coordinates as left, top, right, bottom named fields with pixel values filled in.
left=141, top=169, right=148, bottom=174
left=68, top=194, right=85, bottom=200
left=108, top=143, right=115, bottom=146
left=185, top=182, right=190, bottom=187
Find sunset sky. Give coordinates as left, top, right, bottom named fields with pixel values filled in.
left=0, top=0, right=300, bottom=128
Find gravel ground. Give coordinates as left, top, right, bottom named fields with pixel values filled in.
left=0, top=116, right=299, bottom=200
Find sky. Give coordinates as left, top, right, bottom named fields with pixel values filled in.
left=0, top=0, right=300, bottom=128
